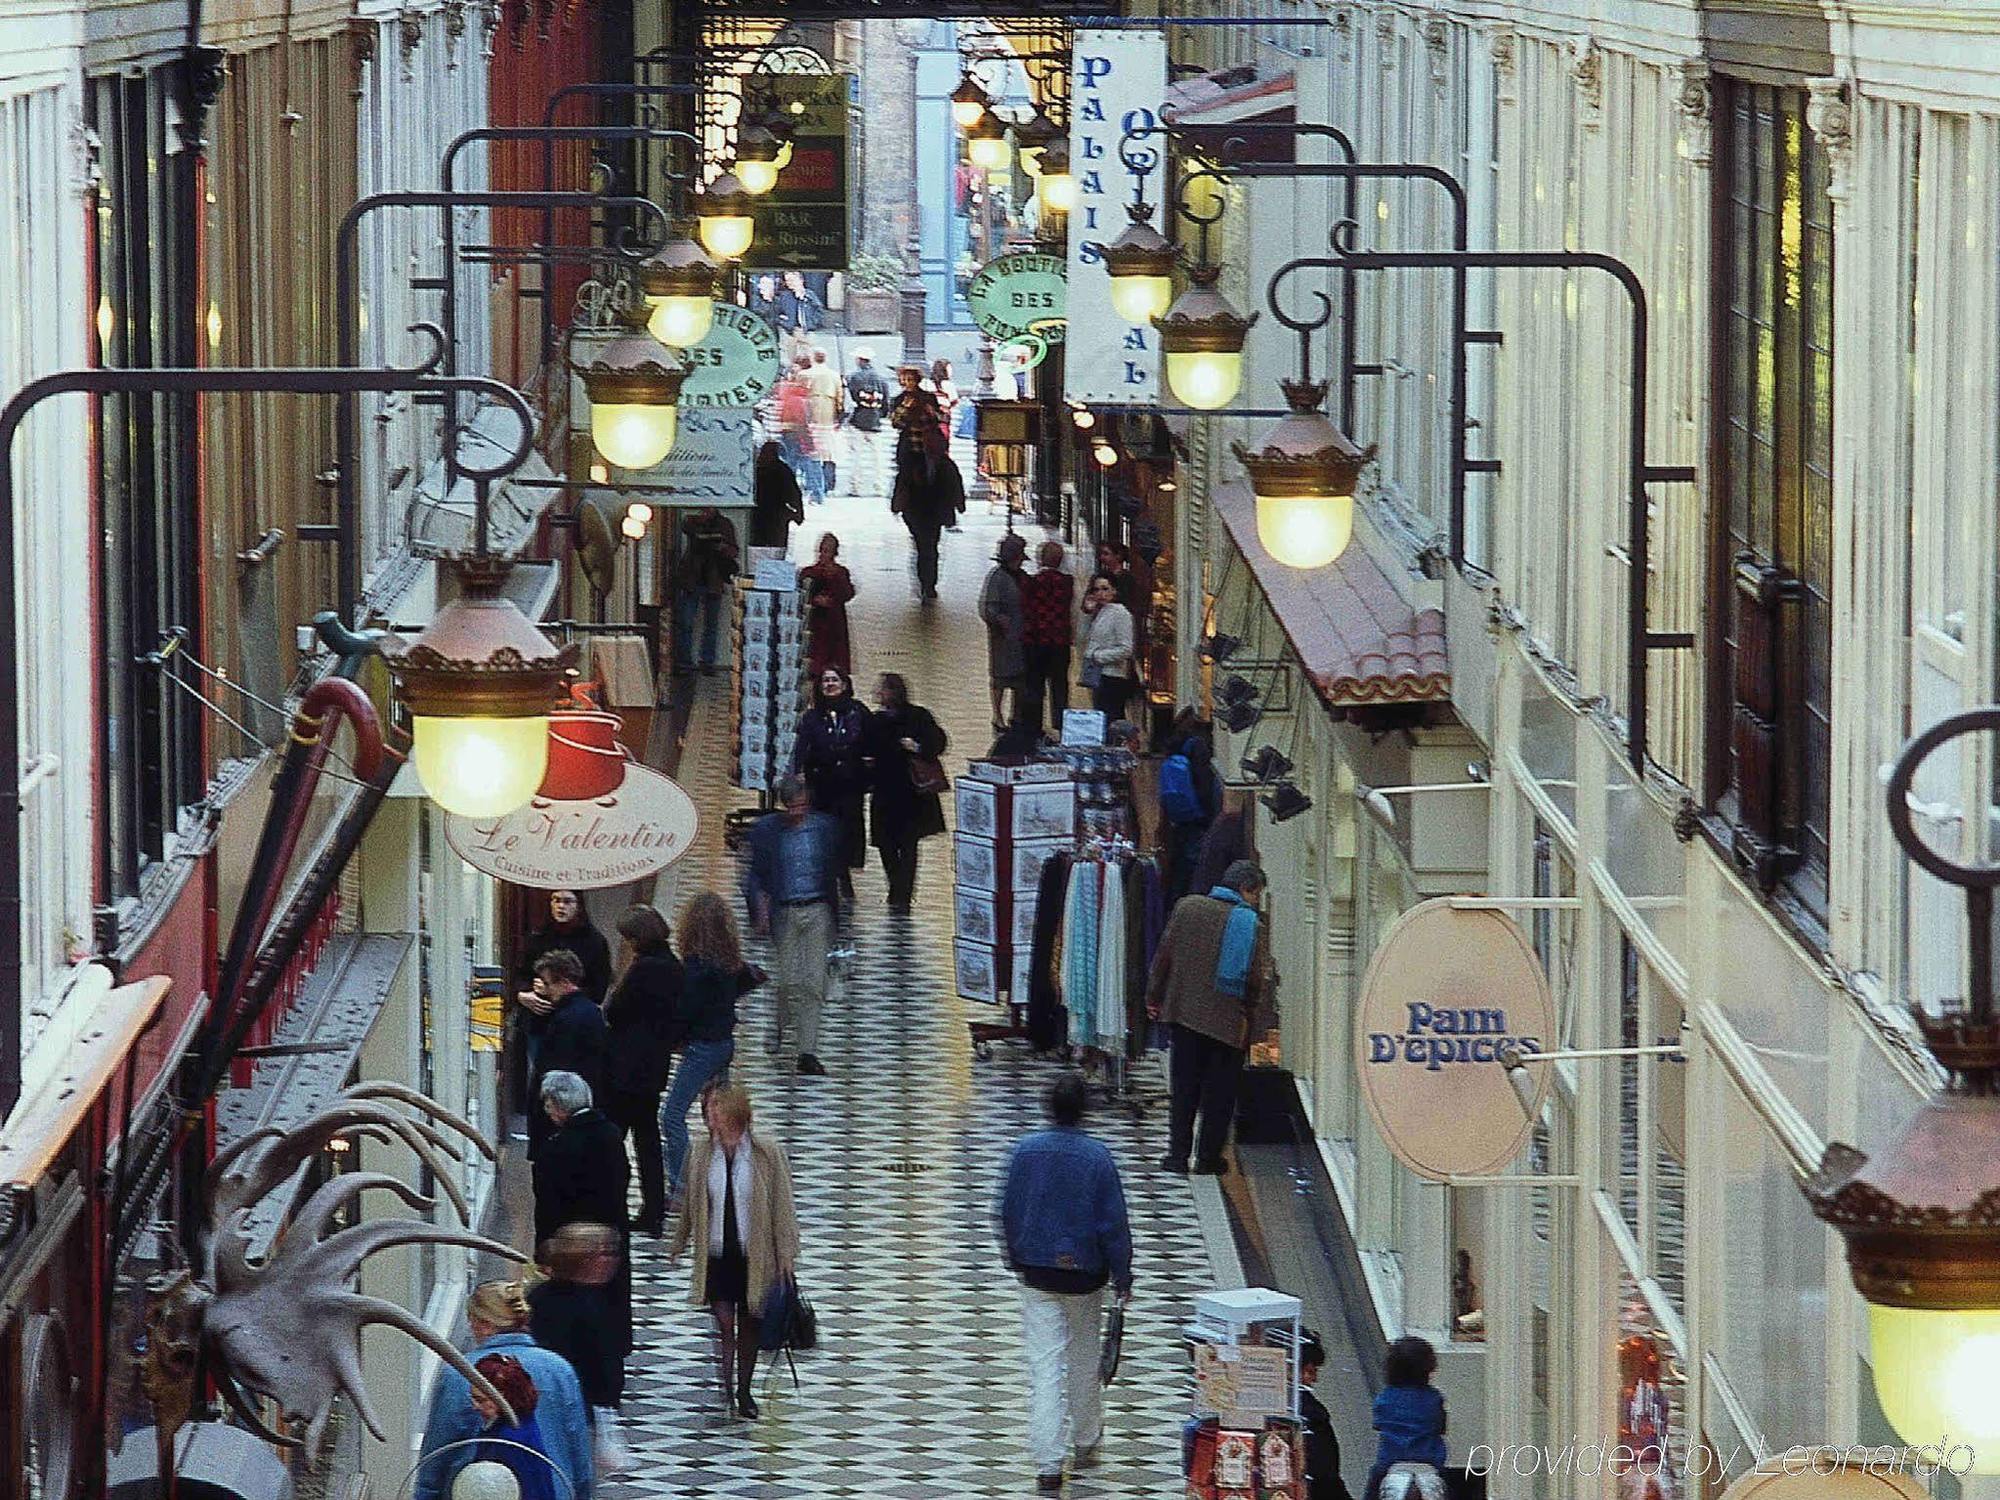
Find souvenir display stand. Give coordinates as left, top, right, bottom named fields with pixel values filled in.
left=732, top=558, right=809, bottom=795
left=1183, top=1288, right=1306, bottom=1500
left=953, top=760, right=1076, bottom=1057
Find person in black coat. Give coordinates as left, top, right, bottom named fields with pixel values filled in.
left=1299, top=1329, right=1356, bottom=1500
left=749, top=440, right=806, bottom=551
left=526, top=949, right=608, bottom=1159
left=533, top=1070, right=632, bottom=1359
left=511, top=890, right=612, bottom=1118
left=529, top=1222, right=626, bottom=1412
left=791, top=668, right=870, bottom=901
left=602, top=905, right=683, bottom=1236
left=862, top=672, right=949, bottom=910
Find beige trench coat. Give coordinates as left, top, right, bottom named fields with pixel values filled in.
left=669, top=1129, right=801, bottom=1311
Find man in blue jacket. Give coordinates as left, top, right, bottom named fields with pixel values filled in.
left=997, top=1072, right=1135, bottom=1495
left=744, top=774, right=843, bottom=1075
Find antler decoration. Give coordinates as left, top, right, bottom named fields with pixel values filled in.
left=181, top=1082, right=526, bottom=1457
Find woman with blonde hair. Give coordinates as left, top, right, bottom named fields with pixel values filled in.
left=670, top=1085, right=800, bottom=1419
left=658, top=892, right=764, bottom=1207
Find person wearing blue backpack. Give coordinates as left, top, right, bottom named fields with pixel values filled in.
left=1158, top=714, right=1222, bottom=903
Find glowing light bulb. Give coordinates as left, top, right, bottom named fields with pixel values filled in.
left=410, top=714, right=550, bottom=819
left=646, top=294, right=714, bottom=349
left=1256, top=493, right=1352, bottom=569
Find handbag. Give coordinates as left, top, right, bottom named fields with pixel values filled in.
left=1099, top=1299, right=1125, bottom=1384
left=908, top=754, right=950, bottom=798
left=757, top=1274, right=817, bottom=1390
left=1079, top=657, right=1103, bottom=690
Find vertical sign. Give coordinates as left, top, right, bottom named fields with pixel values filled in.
left=750, top=76, right=850, bottom=272
left=1064, top=27, right=1165, bottom=406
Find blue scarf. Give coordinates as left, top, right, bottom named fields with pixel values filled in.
left=1210, top=885, right=1259, bottom=999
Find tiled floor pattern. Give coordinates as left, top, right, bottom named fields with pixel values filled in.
left=608, top=481, right=1214, bottom=1499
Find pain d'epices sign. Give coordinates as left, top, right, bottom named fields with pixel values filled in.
left=1355, top=898, right=1555, bottom=1182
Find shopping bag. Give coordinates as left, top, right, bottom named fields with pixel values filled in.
left=592, top=1406, right=632, bottom=1475
left=1099, top=1299, right=1126, bottom=1385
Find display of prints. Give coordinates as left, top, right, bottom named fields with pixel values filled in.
left=1011, top=781, right=1077, bottom=840
left=1012, top=836, right=1069, bottom=894
left=956, top=887, right=999, bottom=947
left=955, top=778, right=999, bottom=838
left=953, top=834, right=998, bottom=890
left=1064, top=27, right=1166, bottom=405
left=955, top=940, right=1000, bottom=1006
left=1012, top=896, right=1039, bottom=948
left=733, top=576, right=809, bottom=792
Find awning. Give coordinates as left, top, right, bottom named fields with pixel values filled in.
left=1213, top=481, right=1450, bottom=707
left=213, top=932, right=413, bottom=1255
left=1163, top=63, right=1296, bottom=138
left=406, top=394, right=561, bottom=556
left=0, top=970, right=173, bottom=1193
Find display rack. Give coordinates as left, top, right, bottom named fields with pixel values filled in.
left=732, top=559, right=809, bottom=793
left=953, top=760, right=1076, bottom=1058
left=1183, top=1288, right=1307, bottom=1500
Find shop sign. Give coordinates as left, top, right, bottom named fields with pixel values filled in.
left=1064, top=26, right=1164, bottom=407
left=749, top=75, right=850, bottom=271
left=639, top=409, right=754, bottom=501
left=967, top=253, right=1068, bottom=344
left=678, top=303, right=784, bottom=408
left=444, top=763, right=699, bottom=889
left=1354, top=898, right=1555, bottom=1182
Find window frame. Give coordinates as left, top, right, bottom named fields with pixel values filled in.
left=1703, top=76, right=1835, bottom=915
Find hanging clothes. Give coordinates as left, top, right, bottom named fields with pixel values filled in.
left=1061, top=863, right=1101, bottom=1051
left=1096, top=866, right=1126, bottom=1052
left=1027, top=853, right=1072, bottom=1053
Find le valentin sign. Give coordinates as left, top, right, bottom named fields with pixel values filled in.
left=1355, top=899, right=1555, bottom=1182
left=446, top=763, right=698, bottom=889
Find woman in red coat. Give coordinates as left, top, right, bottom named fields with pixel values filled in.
left=799, top=531, right=855, bottom=677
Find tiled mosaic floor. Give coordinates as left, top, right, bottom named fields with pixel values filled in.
left=609, top=477, right=1220, bottom=1499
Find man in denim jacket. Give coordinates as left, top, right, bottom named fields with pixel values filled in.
left=997, top=1072, right=1135, bottom=1494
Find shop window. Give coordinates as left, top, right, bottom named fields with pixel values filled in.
left=1615, top=1275, right=1687, bottom=1500
left=1708, top=80, right=1834, bottom=912
left=89, top=69, right=204, bottom=901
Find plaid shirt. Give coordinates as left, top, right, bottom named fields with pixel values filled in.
left=1020, top=569, right=1075, bottom=647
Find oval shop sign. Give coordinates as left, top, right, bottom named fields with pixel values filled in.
left=445, top=763, right=700, bottom=890
left=967, top=253, right=1068, bottom=345
left=678, top=302, right=784, bottom=408
left=1354, top=898, right=1556, bottom=1182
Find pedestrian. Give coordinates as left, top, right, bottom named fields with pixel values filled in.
left=890, top=366, right=958, bottom=601
left=525, top=950, right=608, bottom=1159
left=1095, top=540, right=1138, bottom=611
left=533, top=1071, right=633, bottom=1374
left=674, top=506, right=739, bottom=675
left=1298, top=1329, right=1356, bottom=1500
left=1158, top=713, right=1223, bottom=902
left=660, top=891, right=763, bottom=1203
left=1078, top=573, right=1136, bottom=724
left=798, top=531, right=855, bottom=678
left=1364, top=1338, right=1447, bottom=1500
left=792, top=667, right=869, bottom=902
left=412, top=1279, right=592, bottom=1500
left=749, top=440, right=805, bottom=553
left=602, top=905, right=682, bottom=1236
left=530, top=1222, right=628, bottom=1444
left=843, top=347, right=891, bottom=497
left=805, top=346, right=844, bottom=491
left=1190, top=788, right=1256, bottom=899
left=744, top=773, right=842, bottom=1076
left=469, top=1354, right=562, bottom=1500
left=1020, top=539, right=1075, bottom=735
left=668, top=1084, right=801, bottom=1421
left=747, top=273, right=779, bottom=325
left=928, top=356, right=961, bottom=439
left=996, top=1072, right=1134, bottom=1495
left=862, top=672, right=949, bottom=910
left=512, top=890, right=612, bottom=1125
left=1145, top=859, right=1274, bottom=1175
left=777, top=358, right=824, bottom=504
left=980, top=533, right=1030, bottom=731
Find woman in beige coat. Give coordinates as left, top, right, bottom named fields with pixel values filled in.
left=669, top=1084, right=800, bottom=1418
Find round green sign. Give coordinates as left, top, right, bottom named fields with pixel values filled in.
left=967, top=253, right=1068, bottom=345
left=678, top=303, right=784, bottom=408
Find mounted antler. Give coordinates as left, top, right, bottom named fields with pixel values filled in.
left=176, top=1083, right=527, bottom=1457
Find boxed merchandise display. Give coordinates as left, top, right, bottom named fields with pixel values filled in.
left=951, top=766, right=1075, bottom=1004
left=733, top=571, right=810, bottom=792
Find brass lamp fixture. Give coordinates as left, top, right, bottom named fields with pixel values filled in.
left=1015, top=109, right=1060, bottom=176
left=733, top=122, right=783, bottom=197
left=695, top=172, right=755, bottom=261
left=1036, top=136, right=1077, bottom=216
left=1097, top=203, right=1176, bottom=325
left=380, top=557, right=579, bottom=820
left=1157, top=263, right=1256, bottom=411
left=1804, top=707, right=2000, bottom=1472
left=951, top=74, right=991, bottom=129
left=581, top=308, right=686, bottom=471
left=966, top=110, right=1012, bottom=174
left=1233, top=378, right=1373, bottom=569
left=639, top=234, right=719, bottom=348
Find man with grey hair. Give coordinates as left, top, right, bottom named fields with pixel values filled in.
left=1145, top=859, right=1275, bottom=1175
left=744, top=773, right=843, bottom=1075
left=532, top=1069, right=632, bottom=1371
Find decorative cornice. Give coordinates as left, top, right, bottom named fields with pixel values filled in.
left=1568, top=35, right=1603, bottom=132
left=1331, top=7, right=1354, bottom=66
left=1377, top=11, right=1398, bottom=68
left=1807, top=76, right=1855, bottom=206
left=443, top=0, right=467, bottom=66
left=479, top=0, right=500, bottom=57
left=1675, top=60, right=1713, bottom=167
left=1422, top=16, right=1450, bottom=98
left=398, top=7, right=423, bottom=81
left=1490, top=25, right=1517, bottom=107
left=69, top=111, right=102, bottom=200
